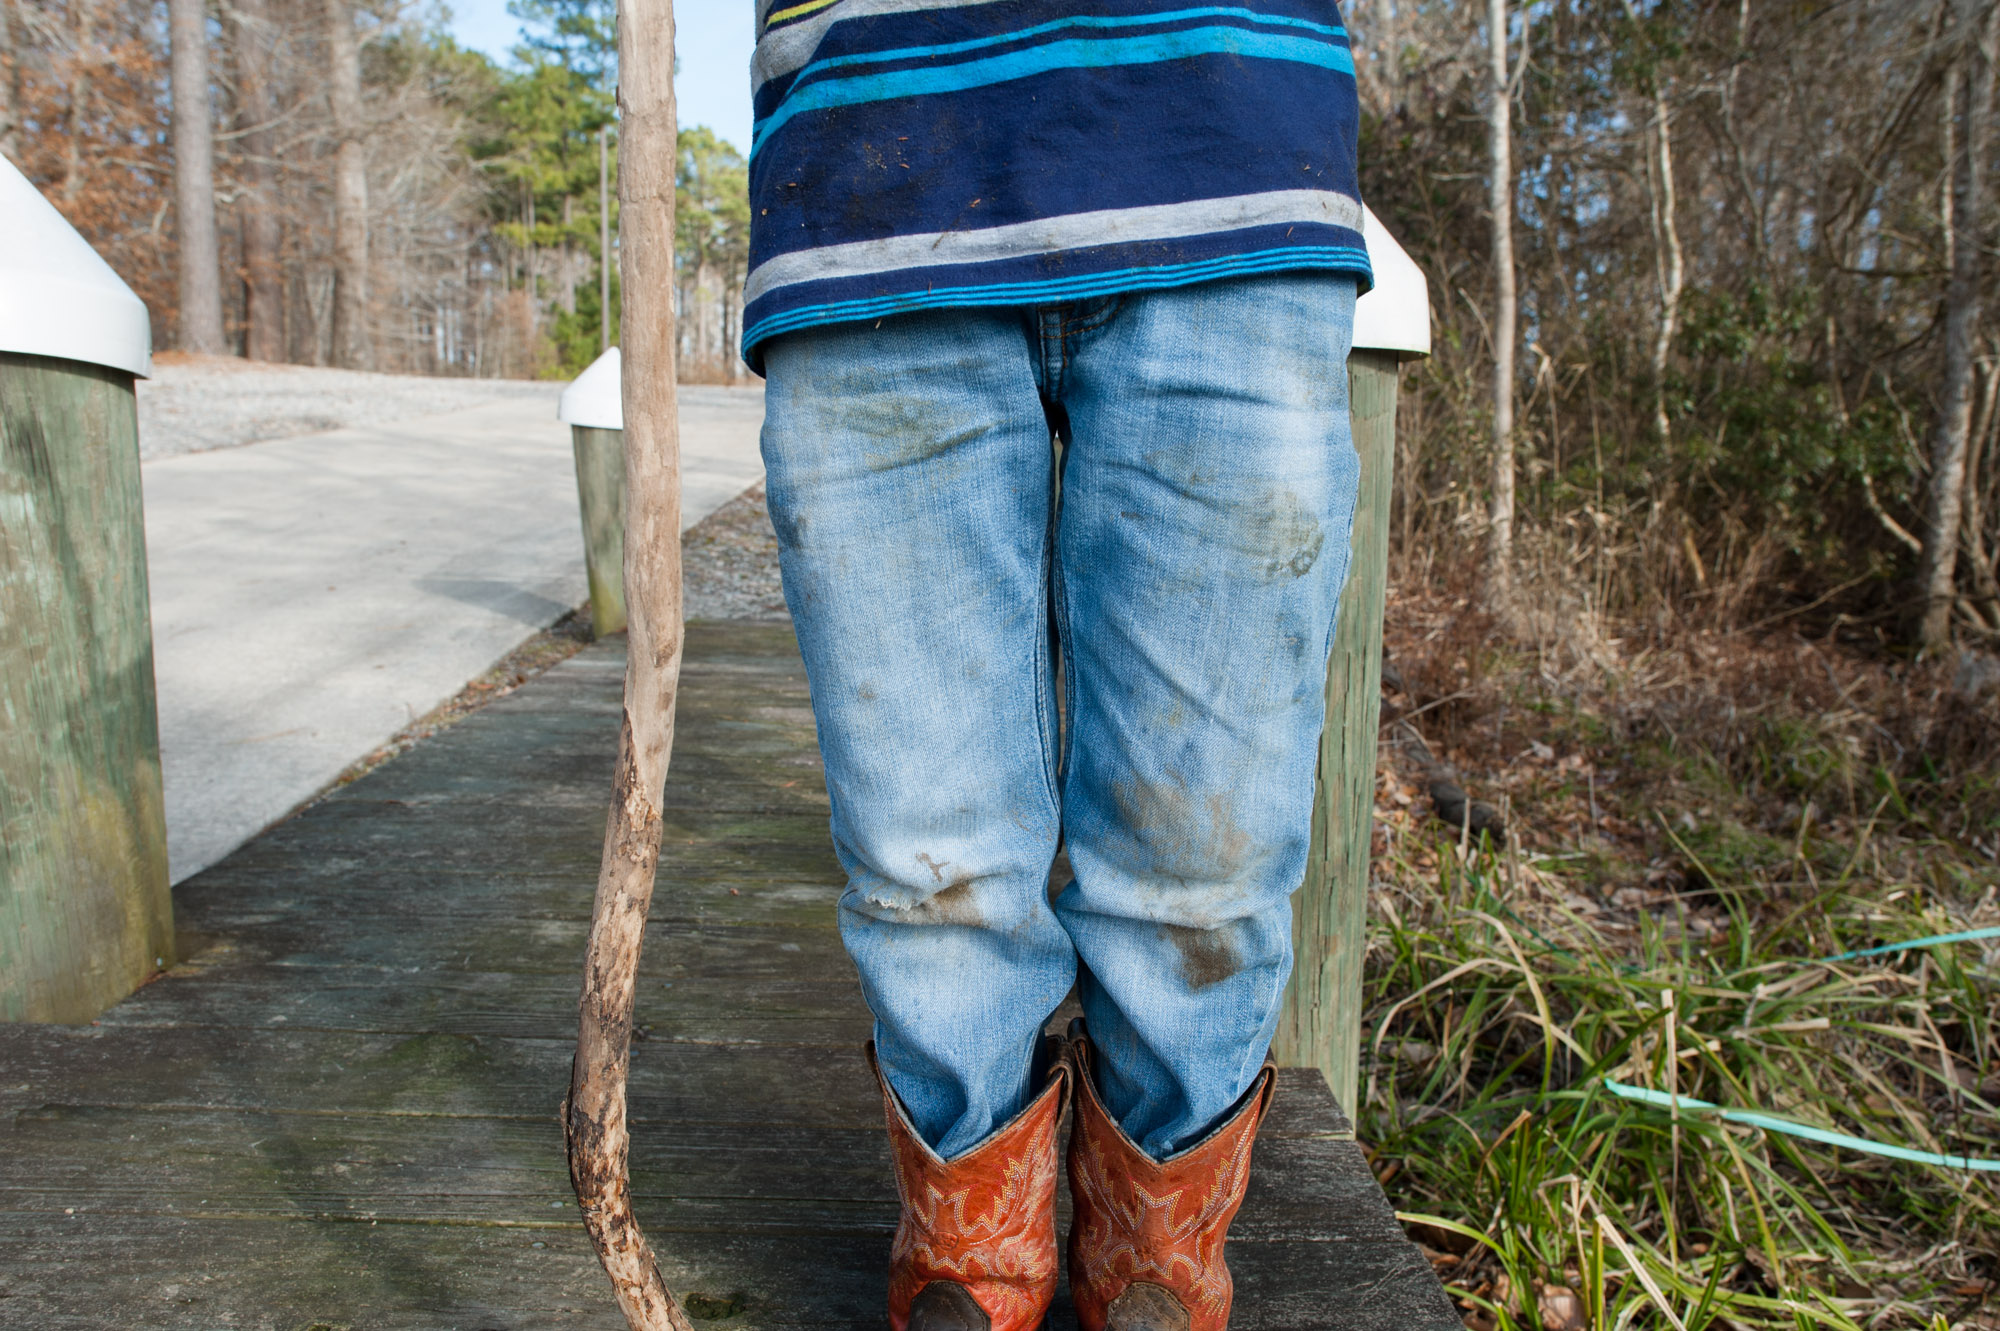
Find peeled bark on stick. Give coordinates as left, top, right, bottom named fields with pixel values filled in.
left=563, top=1, right=692, bottom=1328
left=167, top=0, right=225, bottom=353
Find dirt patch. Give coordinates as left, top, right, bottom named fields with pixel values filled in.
left=684, top=481, right=787, bottom=620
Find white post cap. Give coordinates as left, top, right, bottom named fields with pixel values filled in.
left=0, top=155, right=153, bottom=378
left=558, top=346, right=623, bottom=429
left=1353, top=205, right=1430, bottom=360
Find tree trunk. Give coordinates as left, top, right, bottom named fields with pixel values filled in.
left=61, top=0, right=94, bottom=205
left=1485, top=0, right=1518, bottom=611
left=325, top=0, right=370, bottom=370
left=1645, top=84, right=1682, bottom=446
left=562, top=195, right=578, bottom=316
left=1962, top=351, right=2000, bottom=624
left=1920, top=0, right=1998, bottom=651
left=168, top=0, right=225, bottom=353
left=600, top=124, right=613, bottom=354
left=0, top=0, right=21, bottom=161
left=563, top=0, right=694, bottom=1326
left=233, top=0, right=284, bottom=363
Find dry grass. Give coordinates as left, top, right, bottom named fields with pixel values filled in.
left=1366, top=564, right=2000, bottom=1329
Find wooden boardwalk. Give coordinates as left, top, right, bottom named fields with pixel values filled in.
left=0, top=620, right=1459, bottom=1328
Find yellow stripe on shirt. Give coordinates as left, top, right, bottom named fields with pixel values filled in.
left=767, top=0, right=841, bottom=28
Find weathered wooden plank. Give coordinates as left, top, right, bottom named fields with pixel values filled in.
left=1, top=1025, right=1348, bottom=1141
left=90, top=966, right=870, bottom=1044
left=0, top=1025, right=892, bottom=1126
left=0, top=351, right=173, bottom=1021
left=0, top=1212, right=1455, bottom=1329
left=192, top=815, right=843, bottom=896
left=1274, top=350, right=1401, bottom=1123
left=0, top=1101, right=1401, bottom=1243
left=147, top=917, right=849, bottom=978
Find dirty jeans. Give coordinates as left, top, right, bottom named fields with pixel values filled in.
left=759, top=273, right=1360, bottom=1161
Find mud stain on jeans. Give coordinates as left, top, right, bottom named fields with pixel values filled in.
left=871, top=868, right=987, bottom=929
left=1159, top=922, right=1241, bottom=990
left=1251, top=490, right=1325, bottom=581
left=1111, top=774, right=1253, bottom=885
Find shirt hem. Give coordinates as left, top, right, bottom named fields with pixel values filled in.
left=741, top=246, right=1374, bottom=370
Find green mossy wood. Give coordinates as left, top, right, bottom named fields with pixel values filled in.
left=0, top=350, right=173, bottom=1022
left=1273, top=350, right=1401, bottom=1121
left=571, top=424, right=629, bottom=637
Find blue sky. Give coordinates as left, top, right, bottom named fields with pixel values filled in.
left=444, top=0, right=756, bottom=154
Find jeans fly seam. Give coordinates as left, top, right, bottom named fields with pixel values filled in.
left=1051, top=526, right=1079, bottom=802
left=1037, top=308, right=1067, bottom=401
left=1031, top=497, right=1063, bottom=828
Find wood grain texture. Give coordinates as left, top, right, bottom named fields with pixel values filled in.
left=0, top=620, right=1459, bottom=1327
left=562, top=0, right=693, bottom=1323
left=0, top=351, right=173, bottom=1022
left=573, top=424, right=630, bottom=636
left=1273, top=351, right=1401, bottom=1122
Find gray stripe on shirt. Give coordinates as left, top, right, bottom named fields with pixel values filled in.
left=743, top=188, right=1365, bottom=307
left=755, top=0, right=1015, bottom=90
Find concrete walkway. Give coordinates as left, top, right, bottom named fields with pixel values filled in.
left=142, top=385, right=767, bottom=883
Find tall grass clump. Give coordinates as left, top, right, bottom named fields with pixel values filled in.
left=1365, top=579, right=2000, bottom=1331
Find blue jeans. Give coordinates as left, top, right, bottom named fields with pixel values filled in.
left=760, top=274, right=1359, bottom=1161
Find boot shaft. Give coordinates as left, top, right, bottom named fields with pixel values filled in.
left=874, top=1044, right=1069, bottom=1331
left=1065, top=1029, right=1275, bottom=1331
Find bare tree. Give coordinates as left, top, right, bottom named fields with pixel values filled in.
left=231, top=0, right=283, bottom=361
left=1920, top=0, right=1998, bottom=650
left=600, top=122, right=611, bottom=354
left=1485, top=0, right=1519, bottom=613
left=325, top=0, right=369, bottom=369
left=1626, top=0, right=1682, bottom=449
left=1, top=0, right=21, bottom=161
left=168, top=0, right=224, bottom=351
left=59, top=0, right=90, bottom=203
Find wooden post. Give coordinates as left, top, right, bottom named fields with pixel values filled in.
left=0, top=351, right=174, bottom=1022
left=1271, top=349, right=1401, bottom=1125
left=572, top=424, right=628, bottom=636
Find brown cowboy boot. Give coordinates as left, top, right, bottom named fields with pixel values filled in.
left=871, top=1042, right=1070, bottom=1331
left=1065, top=1024, right=1276, bottom=1331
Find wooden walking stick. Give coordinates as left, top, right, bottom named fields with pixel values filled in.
left=562, top=0, right=695, bottom=1327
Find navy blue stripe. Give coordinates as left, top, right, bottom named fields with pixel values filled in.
left=753, top=0, right=1351, bottom=115
left=785, top=7, right=1350, bottom=91
left=749, top=62, right=1361, bottom=266
left=754, top=27, right=1353, bottom=152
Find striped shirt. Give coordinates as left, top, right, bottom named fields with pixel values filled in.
left=744, top=0, right=1372, bottom=366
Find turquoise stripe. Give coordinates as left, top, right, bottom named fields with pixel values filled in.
left=742, top=245, right=1373, bottom=353
left=753, top=27, right=1356, bottom=154
left=789, top=7, right=1349, bottom=85
left=1604, top=1081, right=2000, bottom=1172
